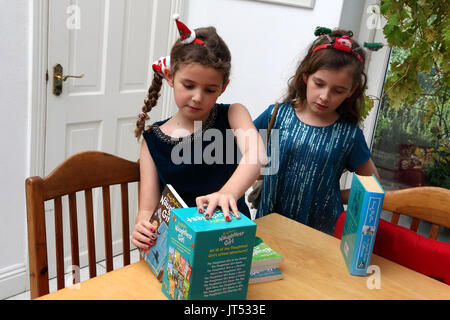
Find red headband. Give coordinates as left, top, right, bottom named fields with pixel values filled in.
left=312, top=35, right=364, bottom=67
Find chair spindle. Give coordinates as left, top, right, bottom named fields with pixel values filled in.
left=68, top=193, right=80, bottom=284
left=84, top=188, right=97, bottom=278
left=430, top=224, right=440, bottom=240
left=120, top=183, right=130, bottom=266
left=410, top=218, right=419, bottom=232
left=391, top=212, right=400, bottom=225
left=53, top=196, right=65, bottom=290
left=102, top=186, right=113, bottom=272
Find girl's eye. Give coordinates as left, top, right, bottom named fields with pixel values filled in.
left=205, top=89, right=217, bottom=94
left=183, top=83, right=193, bottom=89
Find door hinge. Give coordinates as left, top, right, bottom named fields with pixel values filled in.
left=46, top=70, right=49, bottom=82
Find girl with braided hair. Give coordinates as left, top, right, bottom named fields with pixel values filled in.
left=132, top=15, right=266, bottom=251
left=253, top=27, right=381, bottom=235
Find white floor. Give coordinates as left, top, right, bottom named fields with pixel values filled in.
left=5, top=249, right=141, bottom=300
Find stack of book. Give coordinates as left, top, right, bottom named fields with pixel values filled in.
left=249, top=237, right=283, bottom=284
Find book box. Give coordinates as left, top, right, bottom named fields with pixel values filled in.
left=162, top=208, right=257, bottom=300
left=340, top=173, right=385, bottom=276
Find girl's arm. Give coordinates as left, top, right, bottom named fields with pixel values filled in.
left=131, top=140, right=161, bottom=250
left=196, top=103, right=268, bottom=220
left=341, top=158, right=380, bottom=204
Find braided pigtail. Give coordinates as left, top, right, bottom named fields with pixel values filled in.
left=135, top=72, right=163, bottom=140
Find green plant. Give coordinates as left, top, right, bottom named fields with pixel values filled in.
left=425, top=145, right=450, bottom=188
left=371, top=0, right=450, bottom=189
left=380, top=0, right=449, bottom=111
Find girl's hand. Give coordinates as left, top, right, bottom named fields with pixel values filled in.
left=131, top=220, right=157, bottom=252
left=195, top=192, right=241, bottom=221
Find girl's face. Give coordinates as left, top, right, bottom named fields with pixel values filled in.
left=302, top=67, right=357, bottom=118
left=165, top=63, right=229, bottom=122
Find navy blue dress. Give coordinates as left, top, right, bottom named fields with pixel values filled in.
left=143, top=103, right=250, bottom=218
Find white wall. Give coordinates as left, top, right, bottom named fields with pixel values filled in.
left=184, top=0, right=346, bottom=118
left=0, top=0, right=31, bottom=298
left=0, top=0, right=379, bottom=299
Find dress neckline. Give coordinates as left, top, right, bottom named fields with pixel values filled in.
left=290, top=105, right=341, bottom=129
left=150, top=104, right=219, bottom=145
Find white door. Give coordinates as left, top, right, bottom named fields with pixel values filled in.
left=45, top=0, right=180, bottom=279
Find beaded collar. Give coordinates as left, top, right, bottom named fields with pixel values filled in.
left=150, top=104, right=219, bottom=145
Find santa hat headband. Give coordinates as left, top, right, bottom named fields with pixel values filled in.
left=151, top=14, right=205, bottom=77
left=312, top=26, right=384, bottom=68
left=173, top=13, right=204, bottom=45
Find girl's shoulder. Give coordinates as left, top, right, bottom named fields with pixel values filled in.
left=334, top=118, right=366, bottom=142
left=268, top=101, right=292, bottom=114
left=336, top=117, right=362, bottom=132
left=254, top=102, right=294, bottom=129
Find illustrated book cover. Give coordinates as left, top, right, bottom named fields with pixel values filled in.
left=340, top=173, right=385, bottom=276
left=250, top=236, right=283, bottom=273
left=162, top=208, right=257, bottom=300
left=140, top=184, right=188, bottom=280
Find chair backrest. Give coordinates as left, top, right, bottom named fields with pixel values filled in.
left=25, top=151, right=140, bottom=299
left=382, top=186, right=450, bottom=240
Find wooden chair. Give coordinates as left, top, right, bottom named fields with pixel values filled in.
left=382, top=186, right=450, bottom=240
left=25, top=151, right=140, bottom=299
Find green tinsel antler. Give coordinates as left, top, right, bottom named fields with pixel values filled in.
left=363, top=42, right=384, bottom=51
left=314, top=26, right=332, bottom=36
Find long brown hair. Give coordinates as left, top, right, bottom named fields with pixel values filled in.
left=284, top=29, right=367, bottom=125
left=135, top=27, right=231, bottom=140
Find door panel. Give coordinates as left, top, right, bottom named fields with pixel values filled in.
left=45, top=0, right=177, bottom=280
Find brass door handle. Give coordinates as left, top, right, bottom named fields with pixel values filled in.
left=52, top=64, right=85, bottom=96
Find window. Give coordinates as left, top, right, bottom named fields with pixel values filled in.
left=371, top=46, right=450, bottom=242
left=372, top=47, right=450, bottom=191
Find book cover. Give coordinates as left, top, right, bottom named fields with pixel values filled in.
left=140, top=184, right=188, bottom=280
left=249, top=268, right=283, bottom=284
left=340, top=173, right=385, bottom=276
left=162, top=208, right=257, bottom=300
left=250, top=236, right=283, bottom=273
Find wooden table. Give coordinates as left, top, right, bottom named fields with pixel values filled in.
left=38, top=213, right=450, bottom=300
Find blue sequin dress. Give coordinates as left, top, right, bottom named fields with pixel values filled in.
left=143, top=103, right=250, bottom=218
left=253, top=102, right=370, bottom=234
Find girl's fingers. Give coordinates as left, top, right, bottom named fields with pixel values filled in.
left=132, top=237, right=149, bottom=250
left=220, top=202, right=231, bottom=222
left=196, top=193, right=241, bottom=221
left=204, top=198, right=219, bottom=219
left=138, top=224, right=154, bottom=239
left=195, top=196, right=208, bottom=214
left=229, top=199, right=241, bottom=219
left=132, top=222, right=157, bottom=249
left=134, top=230, right=152, bottom=245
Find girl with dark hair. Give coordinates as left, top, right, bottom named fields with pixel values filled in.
left=132, top=15, right=265, bottom=251
left=254, top=27, right=380, bottom=235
